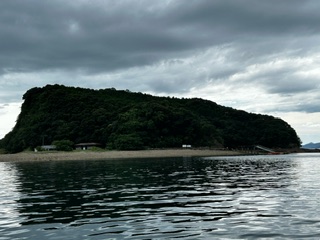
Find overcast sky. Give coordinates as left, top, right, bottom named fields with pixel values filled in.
left=1, top=0, right=320, bottom=144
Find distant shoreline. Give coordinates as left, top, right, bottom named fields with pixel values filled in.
left=0, top=149, right=244, bottom=162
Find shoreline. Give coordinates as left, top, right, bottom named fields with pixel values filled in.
left=0, top=149, right=244, bottom=162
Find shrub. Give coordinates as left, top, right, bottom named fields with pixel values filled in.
left=52, top=140, right=74, bottom=151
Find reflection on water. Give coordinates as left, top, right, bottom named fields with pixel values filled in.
left=0, top=162, right=26, bottom=237
left=1, top=153, right=320, bottom=239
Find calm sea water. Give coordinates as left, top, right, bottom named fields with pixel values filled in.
left=1, top=153, right=320, bottom=239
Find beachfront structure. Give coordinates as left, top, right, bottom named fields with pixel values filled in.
left=40, top=145, right=57, bottom=151
left=75, top=143, right=102, bottom=150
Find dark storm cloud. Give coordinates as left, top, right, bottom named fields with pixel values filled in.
left=170, top=0, right=320, bottom=36
left=0, top=0, right=194, bottom=73
left=1, top=0, right=320, bottom=76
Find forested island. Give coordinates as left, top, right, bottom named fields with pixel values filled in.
left=0, top=84, right=301, bottom=153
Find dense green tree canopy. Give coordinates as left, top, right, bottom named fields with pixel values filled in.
left=0, top=85, right=301, bottom=153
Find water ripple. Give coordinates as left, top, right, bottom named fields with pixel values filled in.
left=1, top=154, right=320, bottom=239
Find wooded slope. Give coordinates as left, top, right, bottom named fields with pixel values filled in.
left=0, top=85, right=301, bottom=153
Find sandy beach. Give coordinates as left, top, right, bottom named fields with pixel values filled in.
left=0, top=149, right=243, bottom=162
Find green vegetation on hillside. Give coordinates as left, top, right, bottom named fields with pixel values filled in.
left=0, top=85, right=301, bottom=153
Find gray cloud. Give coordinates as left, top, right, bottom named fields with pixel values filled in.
left=272, top=101, right=320, bottom=114
left=1, top=0, right=320, bottom=76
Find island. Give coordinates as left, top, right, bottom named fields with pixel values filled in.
left=0, top=84, right=301, bottom=155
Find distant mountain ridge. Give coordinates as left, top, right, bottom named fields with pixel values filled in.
left=0, top=84, right=301, bottom=153
left=302, top=142, right=320, bottom=149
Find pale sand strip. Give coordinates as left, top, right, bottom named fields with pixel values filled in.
left=0, top=149, right=243, bottom=162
